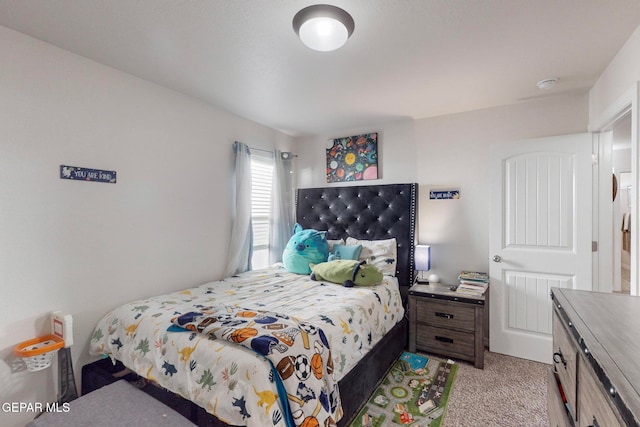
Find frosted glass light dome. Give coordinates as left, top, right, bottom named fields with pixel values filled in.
left=293, top=5, right=355, bottom=52
left=298, top=17, right=348, bottom=51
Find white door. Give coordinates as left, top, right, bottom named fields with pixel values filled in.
left=489, top=133, right=593, bottom=363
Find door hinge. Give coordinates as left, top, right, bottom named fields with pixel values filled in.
left=592, top=241, right=598, bottom=252
left=592, top=153, right=599, bottom=164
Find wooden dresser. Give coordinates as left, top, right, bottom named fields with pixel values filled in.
left=549, top=288, right=640, bottom=427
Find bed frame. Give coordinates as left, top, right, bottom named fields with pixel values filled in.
left=82, top=182, right=418, bottom=427
left=297, top=183, right=418, bottom=425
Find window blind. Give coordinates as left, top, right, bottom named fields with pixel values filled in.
left=251, top=155, right=274, bottom=268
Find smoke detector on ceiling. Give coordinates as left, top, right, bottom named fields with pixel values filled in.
left=537, top=78, right=558, bottom=90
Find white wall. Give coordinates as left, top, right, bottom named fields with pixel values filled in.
left=296, top=119, right=418, bottom=188
left=0, top=26, right=292, bottom=427
left=590, top=24, right=640, bottom=124
left=590, top=22, right=640, bottom=296
left=294, top=96, right=589, bottom=285
left=414, top=96, right=589, bottom=284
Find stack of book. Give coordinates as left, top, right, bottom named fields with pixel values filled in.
left=457, top=271, right=489, bottom=296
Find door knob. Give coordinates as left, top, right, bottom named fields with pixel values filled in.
left=491, top=255, right=502, bottom=263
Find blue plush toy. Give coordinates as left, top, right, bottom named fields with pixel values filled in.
left=282, top=224, right=329, bottom=274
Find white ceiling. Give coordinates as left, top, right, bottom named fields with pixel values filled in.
left=1, top=1, right=640, bottom=136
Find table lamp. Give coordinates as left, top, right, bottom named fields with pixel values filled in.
left=415, top=245, right=431, bottom=284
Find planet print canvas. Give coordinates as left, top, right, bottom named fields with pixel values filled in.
left=326, top=132, right=378, bottom=182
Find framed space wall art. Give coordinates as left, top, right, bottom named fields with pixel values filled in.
left=326, top=132, right=378, bottom=183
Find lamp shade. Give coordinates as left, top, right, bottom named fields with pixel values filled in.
left=415, top=245, right=431, bottom=272
left=293, top=5, right=355, bottom=52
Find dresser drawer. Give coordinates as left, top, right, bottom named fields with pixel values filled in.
left=553, top=310, right=578, bottom=420
left=416, top=325, right=475, bottom=360
left=415, top=298, right=475, bottom=332
left=547, top=368, right=572, bottom=427
left=578, top=359, right=624, bottom=427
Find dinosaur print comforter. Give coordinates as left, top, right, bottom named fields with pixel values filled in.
left=89, top=265, right=404, bottom=427
left=170, top=306, right=340, bottom=426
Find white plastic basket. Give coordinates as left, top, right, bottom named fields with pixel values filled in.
left=14, top=335, right=64, bottom=372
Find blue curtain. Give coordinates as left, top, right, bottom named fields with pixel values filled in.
left=224, top=142, right=253, bottom=276
left=269, top=151, right=295, bottom=264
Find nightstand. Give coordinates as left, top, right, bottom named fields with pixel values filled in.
left=408, top=282, right=486, bottom=369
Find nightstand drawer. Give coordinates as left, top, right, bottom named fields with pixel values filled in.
left=416, top=325, right=475, bottom=359
left=416, top=299, right=475, bottom=332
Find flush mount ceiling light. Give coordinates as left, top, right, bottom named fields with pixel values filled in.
left=293, top=4, right=355, bottom=52
left=537, top=77, right=558, bottom=90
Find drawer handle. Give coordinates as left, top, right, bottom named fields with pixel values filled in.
left=435, top=336, right=454, bottom=344
left=435, top=312, right=454, bottom=320
left=553, top=351, right=567, bottom=369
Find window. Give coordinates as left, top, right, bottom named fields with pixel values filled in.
left=250, top=153, right=274, bottom=269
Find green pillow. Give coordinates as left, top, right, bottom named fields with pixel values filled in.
left=329, top=244, right=362, bottom=261
left=310, top=259, right=383, bottom=287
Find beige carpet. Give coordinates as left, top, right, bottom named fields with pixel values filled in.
left=432, top=351, right=549, bottom=427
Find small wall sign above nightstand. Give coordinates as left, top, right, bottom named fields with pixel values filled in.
left=60, top=165, right=116, bottom=184
left=429, top=189, right=459, bottom=200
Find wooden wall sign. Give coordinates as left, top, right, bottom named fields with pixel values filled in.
left=60, top=165, right=116, bottom=183
left=429, top=189, right=460, bottom=200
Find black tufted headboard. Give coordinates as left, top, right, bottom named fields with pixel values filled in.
left=296, top=183, right=418, bottom=288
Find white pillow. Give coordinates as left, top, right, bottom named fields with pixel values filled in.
left=345, top=237, right=397, bottom=277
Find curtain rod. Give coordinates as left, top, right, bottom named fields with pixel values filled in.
left=248, top=145, right=297, bottom=158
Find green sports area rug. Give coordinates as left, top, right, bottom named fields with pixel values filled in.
left=350, top=352, right=458, bottom=427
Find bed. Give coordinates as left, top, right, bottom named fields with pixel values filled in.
left=87, top=183, right=418, bottom=427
